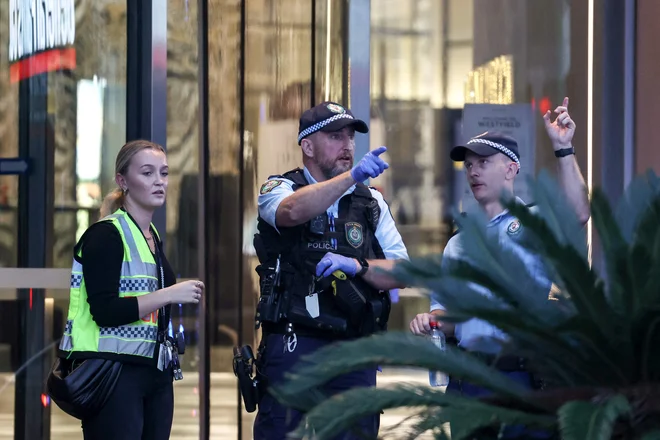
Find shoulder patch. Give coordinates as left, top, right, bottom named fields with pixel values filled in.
left=260, top=180, right=282, bottom=194
left=507, top=218, right=522, bottom=235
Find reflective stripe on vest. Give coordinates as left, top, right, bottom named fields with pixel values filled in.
left=59, top=210, right=161, bottom=359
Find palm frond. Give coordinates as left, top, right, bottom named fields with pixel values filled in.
left=269, top=171, right=660, bottom=439
left=525, top=170, right=588, bottom=258
left=450, top=207, right=558, bottom=320
left=394, top=267, right=617, bottom=386
left=639, top=430, right=660, bottom=440
left=631, top=196, right=660, bottom=310
left=505, top=199, right=614, bottom=335
left=638, top=308, right=660, bottom=383
left=283, top=384, right=555, bottom=440
left=615, top=170, right=660, bottom=243
left=557, top=394, right=631, bottom=440
left=590, top=189, right=635, bottom=317
left=272, top=332, right=533, bottom=406
left=386, top=410, right=450, bottom=440
left=504, top=200, right=631, bottom=384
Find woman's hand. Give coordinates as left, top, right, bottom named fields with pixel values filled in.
left=165, top=280, right=204, bottom=304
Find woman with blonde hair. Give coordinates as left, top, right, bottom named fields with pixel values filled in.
left=55, top=139, right=203, bottom=439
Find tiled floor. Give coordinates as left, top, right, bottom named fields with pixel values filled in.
left=1, top=368, right=439, bottom=439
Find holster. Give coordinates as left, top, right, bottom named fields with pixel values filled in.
left=232, top=344, right=266, bottom=413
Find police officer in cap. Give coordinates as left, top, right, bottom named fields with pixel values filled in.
left=409, top=97, right=590, bottom=438
left=252, top=101, right=408, bottom=439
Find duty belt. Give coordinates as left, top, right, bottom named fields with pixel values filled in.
left=262, top=321, right=350, bottom=341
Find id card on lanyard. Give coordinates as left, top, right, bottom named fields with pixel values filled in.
left=153, top=233, right=171, bottom=371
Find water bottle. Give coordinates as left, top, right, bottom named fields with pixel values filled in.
left=428, top=320, right=449, bottom=387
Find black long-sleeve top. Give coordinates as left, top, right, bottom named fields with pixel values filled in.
left=64, top=214, right=176, bottom=365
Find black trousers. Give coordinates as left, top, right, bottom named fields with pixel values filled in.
left=81, top=362, right=174, bottom=440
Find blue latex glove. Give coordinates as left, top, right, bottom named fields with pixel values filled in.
left=315, top=253, right=360, bottom=278
left=350, top=146, right=389, bottom=182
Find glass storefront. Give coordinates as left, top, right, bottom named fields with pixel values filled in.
left=0, top=0, right=636, bottom=438
left=371, top=0, right=586, bottom=344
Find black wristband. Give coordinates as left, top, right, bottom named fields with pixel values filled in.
left=554, top=147, right=575, bottom=158
left=356, top=258, right=369, bottom=277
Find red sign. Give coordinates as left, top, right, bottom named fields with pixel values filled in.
left=8, top=0, right=76, bottom=82
left=10, top=48, right=76, bottom=83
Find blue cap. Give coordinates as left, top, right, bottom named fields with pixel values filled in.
left=450, top=131, right=521, bottom=170
left=297, top=102, right=369, bottom=145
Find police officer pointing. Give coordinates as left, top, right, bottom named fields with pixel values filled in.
left=409, top=97, right=590, bottom=438
left=252, top=101, right=408, bottom=439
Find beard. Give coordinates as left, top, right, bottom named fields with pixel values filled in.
left=318, top=158, right=354, bottom=180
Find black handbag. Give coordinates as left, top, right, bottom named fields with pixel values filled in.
left=46, top=357, right=123, bottom=420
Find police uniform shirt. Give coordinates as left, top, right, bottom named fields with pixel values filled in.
left=258, top=168, right=409, bottom=261
left=430, top=199, right=551, bottom=353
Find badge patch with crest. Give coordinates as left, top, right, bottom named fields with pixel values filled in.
left=260, top=180, right=282, bottom=195
left=345, top=222, right=364, bottom=248
left=507, top=219, right=522, bottom=235
left=326, top=103, right=345, bottom=114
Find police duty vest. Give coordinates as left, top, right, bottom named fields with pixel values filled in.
left=254, top=168, right=387, bottom=336
left=59, top=209, right=161, bottom=360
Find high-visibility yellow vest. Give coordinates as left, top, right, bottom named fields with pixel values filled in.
left=59, top=209, right=162, bottom=359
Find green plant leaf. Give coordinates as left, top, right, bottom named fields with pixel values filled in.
left=631, top=196, right=660, bottom=311
left=444, top=258, right=570, bottom=327
left=637, top=307, right=660, bottom=382
left=615, top=170, right=660, bottom=243
left=450, top=208, right=558, bottom=321
left=557, top=394, right=631, bottom=440
left=590, top=189, right=635, bottom=318
left=505, top=200, right=612, bottom=330
left=282, top=384, right=555, bottom=440
left=639, top=431, right=660, bottom=440
left=525, top=171, right=588, bottom=256
left=505, top=200, right=629, bottom=384
left=272, top=332, right=533, bottom=406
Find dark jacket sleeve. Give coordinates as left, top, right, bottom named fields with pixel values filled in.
left=81, top=222, right=140, bottom=327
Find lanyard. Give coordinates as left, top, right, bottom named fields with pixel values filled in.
left=151, top=230, right=169, bottom=337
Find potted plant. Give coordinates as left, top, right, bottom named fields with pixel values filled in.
left=271, top=171, right=660, bottom=440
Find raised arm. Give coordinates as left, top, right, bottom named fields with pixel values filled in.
left=275, top=172, right=355, bottom=227
left=275, top=146, right=390, bottom=228
left=543, top=97, right=591, bottom=225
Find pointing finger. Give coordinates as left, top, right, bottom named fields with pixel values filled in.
left=372, top=146, right=387, bottom=157
left=563, top=96, right=569, bottom=107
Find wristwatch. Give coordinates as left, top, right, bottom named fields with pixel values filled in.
left=554, top=146, right=575, bottom=158
left=356, top=258, right=369, bottom=277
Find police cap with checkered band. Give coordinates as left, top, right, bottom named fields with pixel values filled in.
left=297, top=101, right=369, bottom=145
left=450, top=131, right=521, bottom=172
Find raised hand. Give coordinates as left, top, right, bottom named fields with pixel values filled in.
left=543, top=96, right=575, bottom=150
left=351, top=146, right=389, bottom=182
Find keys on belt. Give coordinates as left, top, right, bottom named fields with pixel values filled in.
left=157, top=337, right=184, bottom=380
left=172, top=347, right=184, bottom=381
